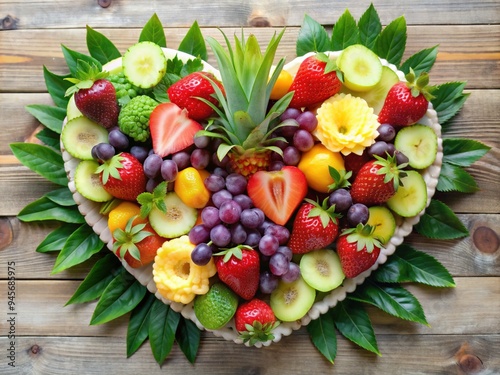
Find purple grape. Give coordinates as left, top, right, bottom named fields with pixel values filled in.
left=283, top=146, right=301, bottom=166
left=233, top=194, right=254, bottom=210
left=146, top=178, right=161, bottom=192
left=160, top=159, right=178, bottom=181
left=190, top=148, right=210, bottom=169
left=280, top=107, right=301, bottom=121
left=328, top=188, right=353, bottom=212
left=296, top=111, right=318, bottom=132
left=194, top=134, right=210, bottom=148
left=212, top=189, right=233, bottom=208
left=240, top=208, right=265, bottom=229
left=171, top=151, right=191, bottom=170
left=276, top=245, right=293, bottom=262
left=259, top=271, right=279, bottom=294
left=386, top=142, right=396, bottom=156
left=143, top=153, right=163, bottom=179
left=108, top=128, right=129, bottom=150
left=212, top=167, right=229, bottom=178
left=347, top=203, right=369, bottom=226
left=269, top=161, right=285, bottom=171
left=189, top=225, right=210, bottom=245
left=368, top=141, right=390, bottom=158
left=230, top=223, right=247, bottom=244
left=93, top=143, right=115, bottom=161
left=281, top=262, right=301, bottom=283
left=225, top=173, right=247, bottom=195
left=191, top=243, right=213, bottom=266
left=201, top=206, right=221, bottom=229
left=265, top=225, right=290, bottom=245
left=204, top=174, right=226, bottom=192
left=395, top=150, right=410, bottom=166
left=130, top=145, right=148, bottom=163
left=219, top=200, right=242, bottom=224
left=210, top=224, right=231, bottom=247
left=279, top=118, right=299, bottom=138
left=269, top=252, right=290, bottom=276
left=293, top=129, right=315, bottom=152
left=212, top=152, right=229, bottom=168
left=258, top=234, right=279, bottom=256
left=377, top=123, right=396, bottom=142
left=244, top=229, right=262, bottom=247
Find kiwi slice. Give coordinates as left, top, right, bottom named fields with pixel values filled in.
left=394, top=124, right=438, bottom=169
left=386, top=170, right=428, bottom=218
left=74, top=160, right=112, bottom=202
left=61, top=116, right=109, bottom=160
left=149, top=192, right=198, bottom=238
left=300, top=249, right=345, bottom=292
left=270, top=275, right=316, bottom=322
left=337, top=44, right=383, bottom=92
left=122, top=41, right=167, bottom=89
left=367, top=206, right=396, bottom=244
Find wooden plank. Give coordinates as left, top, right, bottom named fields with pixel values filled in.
left=2, top=0, right=499, bottom=29
left=1, top=25, right=499, bottom=93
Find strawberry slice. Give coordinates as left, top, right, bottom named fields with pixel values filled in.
left=149, top=102, right=203, bottom=157
left=247, top=166, right=308, bottom=225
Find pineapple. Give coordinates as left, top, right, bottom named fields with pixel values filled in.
left=200, top=29, right=294, bottom=177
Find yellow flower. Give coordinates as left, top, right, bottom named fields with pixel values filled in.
left=314, top=93, right=379, bottom=155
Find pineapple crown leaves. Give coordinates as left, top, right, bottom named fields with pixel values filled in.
left=328, top=166, right=352, bottom=191
left=137, top=181, right=168, bottom=217
left=341, top=223, right=382, bottom=253
left=373, top=153, right=408, bottom=191
left=213, top=244, right=253, bottom=263
left=64, top=59, right=109, bottom=97
left=405, top=68, right=436, bottom=101
left=239, top=320, right=280, bottom=346
left=304, top=197, right=340, bottom=227
left=95, top=153, right=125, bottom=185
left=112, top=215, right=153, bottom=261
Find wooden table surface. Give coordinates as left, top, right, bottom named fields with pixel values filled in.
left=1, top=1, right=499, bottom=374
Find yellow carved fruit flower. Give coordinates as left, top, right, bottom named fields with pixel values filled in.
left=314, top=93, right=379, bottom=155
left=153, top=235, right=216, bottom=304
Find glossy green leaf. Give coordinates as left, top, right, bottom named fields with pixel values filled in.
left=415, top=199, right=469, bottom=239
left=36, top=223, right=80, bottom=253
left=350, top=281, right=428, bottom=325
left=331, top=9, right=359, bottom=50
left=61, top=44, right=102, bottom=77
left=373, top=244, right=455, bottom=287
left=400, top=46, right=439, bottom=76
left=443, top=138, right=491, bottom=167
left=358, top=4, right=381, bottom=50
left=307, top=311, right=337, bottom=363
left=10, top=143, right=68, bottom=186
left=127, top=293, right=156, bottom=357
left=331, top=299, right=380, bottom=355
left=374, top=16, right=406, bottom=66
left=431, top=82, right=470, bottom=128
left=437, top=162, right=479, bottom=193
left=45, top=187, right=75, bottom=206
left=52, top=225, right=104, bottom=273
left=35, top=128, right=61, bottom=149
left=66, top=253, right=122, bottom=305
left=90, top=271, right=147, bottom=325
left=43, top=66, right=72, bottom=108
left=149, top=299, right=181, bottom=365
left=296, top=14, right=331, bottom=56
left=178, top=21, right=207, bottom=61
left=139, top=13, right=166, bottom=47
left=25, top=104, right=66, bottom=134
left=86, top=25, right=121, bottom=65
left=17, top=197, right=84, bottom=223
left=175, top=317, right=201, bottom=363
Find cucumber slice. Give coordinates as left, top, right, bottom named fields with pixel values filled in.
left=66, top=94, right=82, bottom=120
left=61, top=116, right=109, bottom=160
left=394, top=124, right=438, bottom=169
left=386, top=170, right=427, bottom=218
left=367, top=206, right=396, bottom=244
left=337, top=44, right=383, bottom=92
left=300, top=249, right=345, bottom=292
left=149, top=192, right=198, bottom=238
left=354, top=66, right=400, bottom=114
left=122, top=41, right=167, bottom=89
left=74, top=160, right=113, bottom=202
left=270, top=275, right=316, bottom=322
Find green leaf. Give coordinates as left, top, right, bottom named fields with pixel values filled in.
left=17, top=197, right=84, bottom=223
left=350, top=281, right=428, bottom=325
left=373, top=244, right=455, bottom=287
left=400, top=46, right=439, bottom=76
left=66, top=253, right=122, bottom=305
left=358, top=4, right=381, bottom=50
left=415, top=199, right=469, bottom=239
left=437, top=162, right=479, bottom=193
left=127, top=293, right=156, bottom=357
left=90, top=271, right=147, bottom=325
left=44, top=187, right=75, bottom=206
left=178, top=21, right=207, bottom=61
left=443, top=138, right=491, bottom=167
left=331, top=9, right=359, bottom=50
left=61, top=44, right=102, bottom=77
left=296, top=14, right=331, bottom=56
left=139, top=13, right=166, bottom=47
left=25, top=104, right=66, bottom=134
left=331, top=300, right=380, bottom=355
left=36, top=223, right=80, bottom=253
left=431, top=82, right=469, bottom=128
left=35, top=128, right=61, bottom=149
left=149, top=299, right=181, bottom=365
left=52, top=225, right=104, bottom=273
left=374, top=16, right=406, bottom=66
left=307, top=311, right=337, bottom=363
left=43, top=66, right=72, bottom=108
left=10, top=143, right=68, bottom=186
left=86, top=25, right=121, bottom=65
left=175, top=317, right=201, bottom=363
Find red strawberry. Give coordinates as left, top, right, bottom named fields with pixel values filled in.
left=149, top=102, right=203, bottom=157
left=113, top=218, right=164, bottom=268
left=247, top=166, right=308, bottom=226
left=65, top=62, right=119, bottom=129
left=377, top=69, right=435, bottom=126
left=97, top=152, right=146, bottom=201
left=287, top=53, right=342, bottom=109
left=215, top=246, right=260, bottom=300
left=288, top=198, right=340, bottom=254
left=234, top=298, right=279, bottom=346
left=337, top=224, right=382, bottom=278
left=350, top=154, right=406, bottom=206
left=167, top=72, right=224, bottom=121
